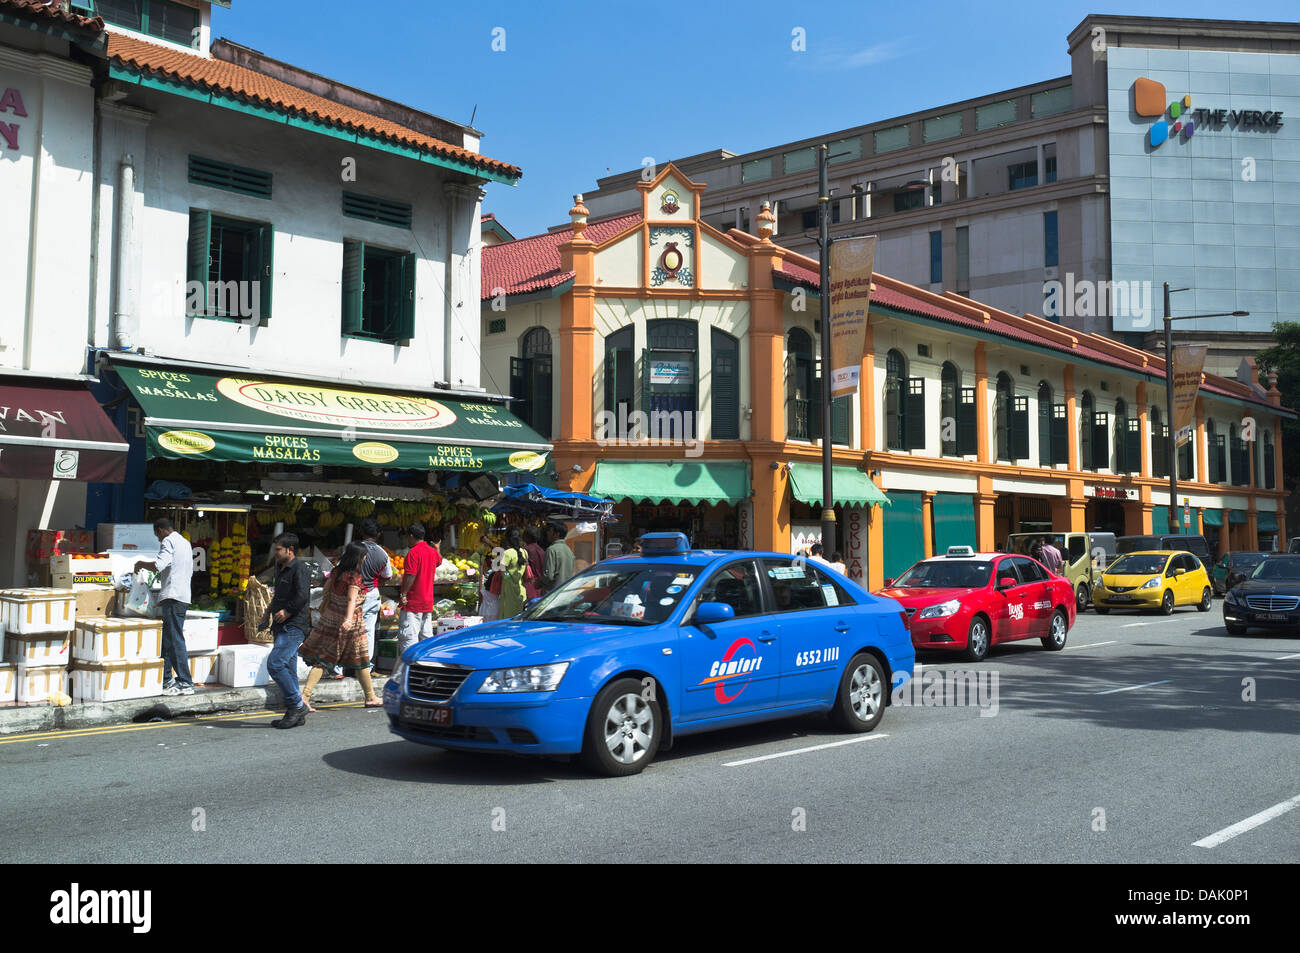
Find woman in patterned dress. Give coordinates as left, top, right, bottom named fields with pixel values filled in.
left=299, top=542, right=381, bottom=709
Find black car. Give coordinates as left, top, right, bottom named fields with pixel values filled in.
left=1223, top=555, right=1300, bottom=635
left=1212, top=551, right=1269, bottom=596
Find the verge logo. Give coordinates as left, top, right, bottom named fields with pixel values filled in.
left=1042, top=275, right=1154, bottom=327
left=49, top=883, right=151, bottom=934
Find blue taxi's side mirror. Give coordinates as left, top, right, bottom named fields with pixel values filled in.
left=695, top=602, right=735, bottom=625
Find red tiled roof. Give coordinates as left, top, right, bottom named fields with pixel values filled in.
left=105, top=33, right=521, bottom=180
left=0, top=0, right=101, bottom=30
left=773, top=261, right=1287, bottom=413
left=482, top=213, right=641, bottom=298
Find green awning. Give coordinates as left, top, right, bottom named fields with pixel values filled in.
left=113, top=361, right=550, bottom=474
left=1259, top=512, right=1279, bottom=532
left=590, top=461, right=749, bottom=505
left=1203, top=508, right=1224, bottom=527
left=787, top=463, right=891, bottom=508
left=1229, top=509, right=1248, bottom=525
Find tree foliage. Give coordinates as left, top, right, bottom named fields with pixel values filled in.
left=1255, top=322, right=1300, bottom=494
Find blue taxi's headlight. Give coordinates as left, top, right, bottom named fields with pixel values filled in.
left=389, top=660, right=408, bottom=687
left=918, top=599, right=961, bottom=620
left=479, top=662, right=570, bottom=694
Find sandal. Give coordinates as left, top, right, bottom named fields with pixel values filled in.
left=363, top=697, right=383, bottom=708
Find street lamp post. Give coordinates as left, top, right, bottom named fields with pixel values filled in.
left=1162, top=282, right=1248, bottom=534
left=818, top=145, right=836, bottom=555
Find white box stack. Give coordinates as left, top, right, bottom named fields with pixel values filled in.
left=16, top=663, right=68, bottom=705
left=4, top=627, right=72, bottom=667
left=0, top=589, right=76, bottom=634
left=187, top=652, right=221, bottom=686
left=72, top=660, right=165, bottom=702
left=218, top=644, right=271, bottom=688
left=183, top=611, right=219, bottom=653
left=0, top=661, right=15, bottom=703
left=69, top=617, right=165, bottom=704
left=0, top=590, right=76, bottom=706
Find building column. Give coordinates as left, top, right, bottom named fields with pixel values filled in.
left=1065, top=478, right=1087, bottom=532
left=1129, top=487, right=1152, bottom=535
left=1065, top=365, right=1079, bottom=472
left=1247, top=506, right=1259, bottom=551
left=975, top=342, right=989, bottom=464
left=1136, top=381, right=1150, bottom=478
left=922, top=491, right=935, bottom=558
left=1274, top=418, right=1285, bottom=496
left=868, top=477, right=886, bottom=591
left=860, top=323, right=875, bottom=450
left=1195, top=398, right=1208, bottom=486
left=1218, top=517, right=1230, bottom=558
left=975, top=474, right=996, bottom=552
left=752, top=456, right=788, bottom=554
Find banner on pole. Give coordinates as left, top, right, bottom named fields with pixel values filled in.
left=829, top=236, right=877, bottom=398
left=1170, top=345, right=1208, bottom=447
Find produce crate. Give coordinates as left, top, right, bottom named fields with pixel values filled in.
left=186, top=651, right=221, bottom=686
left=71, top=659, right=164, bottom=703
left=5, top=630, right=71, bottom=667
left=217, top=644, right=270, bottom=687
left=183, top=611, right=219, bottom=653
left=16, top=664, right=68, bottom=705
left=0, top=662, right=14, bottom=703
left=72, top=617, right=163, bottom=663
left=0, top=589, right=76, bottom=635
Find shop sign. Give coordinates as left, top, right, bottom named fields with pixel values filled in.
left=157, top=430, right=216, bottom=455
left=828, top=236, right=876, bottom=397
left=351, top=441, right=399, bottom=464
left=0, top=87, right=26, bottom=152
left=791, top=523, right=822, bottom=555
left=508, top=450, right=546, bottom=471
left=738, top=501, right=753, bottom=550
left=846, top=507, right=867, bottom=583
left=1170, top=346, right=1207, bottom=447
left=1084, top=485, right=1138, bottom=501
left=216, top=378, right=455, bottom=430
left=649, top=361, right=692, bottom=385
left=1135, top=77, right=1285, bottom=148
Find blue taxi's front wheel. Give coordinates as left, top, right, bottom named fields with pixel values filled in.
left=580, top=677, right=662, bottom=777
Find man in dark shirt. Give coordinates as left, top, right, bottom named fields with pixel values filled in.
left=262, top=533, right=312, bottom=729
left=523, top=527, right=547, bottom=600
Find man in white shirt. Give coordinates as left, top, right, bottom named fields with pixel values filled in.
left=135, top=518, right=195, bottom=695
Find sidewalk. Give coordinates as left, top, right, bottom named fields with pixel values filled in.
left=0, top=672, right=394, bottom=735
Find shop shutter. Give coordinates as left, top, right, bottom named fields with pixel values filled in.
left=186, top=209, right=211, bottom=316
left=904, top=377, right=925, bottom=450
left=1050, top=404, right=1068, bottom=465
left=882, top=490, right=925, bottom=582
left=1092, top=411, right=1110, bottom=470
left=712, top=330, right=739, bottom=440
left=395, top=251, right=417, bottom=343
left=256, top=223, right=273, bottom=322
left=932, top=492, right=976, bottom=552
left=1124, top=418, right=1141, bottom=474
left=1010, top=395, right=1030, bottom=460
left=510, top=357, right=530, bottom=431
left=532, top=355, right=552, bottom=439
left=832, top=396, right=851, bottom=446
left=957, top=386, right=977, bottom=455
left=341, top=240, right=364, bottom=335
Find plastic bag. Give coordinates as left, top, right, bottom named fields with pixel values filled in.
left=121, top=570, right=158, bottom=618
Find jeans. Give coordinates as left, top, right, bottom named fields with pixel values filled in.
left=159, top=599, right=193, bottom=688
left=363, top=587, right=381, bottom=666
left=396, top=610, right=433, bottom=662
left=268, top=625, right=305, bottom=709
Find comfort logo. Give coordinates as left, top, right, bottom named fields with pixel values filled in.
left=1134, top=77, right=1193, bottom=147
left=699, top=637, right=764, bottom=703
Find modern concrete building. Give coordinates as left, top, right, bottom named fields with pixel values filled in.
left=576, top=15, right=1300, bottom=379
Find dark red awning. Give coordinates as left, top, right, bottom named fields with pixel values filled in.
left=0, top=382, right=128, bottom=483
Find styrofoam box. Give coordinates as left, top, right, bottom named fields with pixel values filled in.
left=183, top=611, right=219, bottom=654
left=71, top=658, right=164, bottom=703
left=218, top=644, right=271, bottom=687
left=16, top=664, right=67, bottom=705
left=187, top=651, right=221, bottom=686
left=0, top=588, right=76, bottom=635
left=436, top=616, right=483, bottom=634
left=0, top=662, right=15, bottom=703
left=73, top=617, right=163, bottom=663
left=5, top=630, right=71, bottom=666
left=96, top=523, right=159, bottom=553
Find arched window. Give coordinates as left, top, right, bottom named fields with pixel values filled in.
left=941, top=362, right=960, bottom=457
left=787, top=329, right=814, bottom=440
left=711, top=328, right=740, bottom=440
left=1113, top=399, right=1128, bottom=473
left=645, top=319, right=697, bottom=440
left=885, top=349, right=907, bottom=450
left=1080, top=391, right=1095, bottom=470
left=995, top=372, right=1013, bottom=461
left=510, top=327, right=553, bottom=438
left=1038, top=381, right=1054, bottom=466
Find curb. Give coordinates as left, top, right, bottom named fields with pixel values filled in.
left=0, top=672, right=394, bottom=736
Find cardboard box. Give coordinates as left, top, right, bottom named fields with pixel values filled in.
left=0, top=662, right=15, bottom=703
left=71, top=658, right=164, bottom=703
left=183, top=611, right=219, bottom=653
left=96, top=524, right=159, bottom=553
left=436, top=615, right=483, bottom=634
left=16, top=664, right=67, bottom=705
left=5, top=630, right=72, bottom=666
left=217, top=643, right=270, bottom=687
left=72, top=617, right=163, bottom=663
left=25, top=530, right=95, bottom=564
left=187, top=651, right=221, bottom=686
left=71, top=587, right=116, bottom=620
left=0, top=589, right=76, bottom=635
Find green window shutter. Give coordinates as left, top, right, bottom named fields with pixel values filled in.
left=1153, top=425, right=1169, bottom=478
left=532, top=355, right=553, bottom=439
left=510, top=357, right=530, bottom=430
left=904, top=377, right=925, bottom=450
left=1050, top=403, right=1068, bottom=465
left=1265, top=439, right=1275, bottom=489
left=711, top=331, right=739, bottom=440
left=640, top=350, right=651, bottom=412
left=396, top=251, right=417, bottom=343
left=1092, top=411, right=1110, bottom=470
left=882, top=490, right=925, bottom=581
left=341, top=240, right=364, bottom=335
left=957, top=386, right=977, bottom=455
left=1124, top=418, right=1141, bottom=474
left=186, top=209, right=211, bottom=316
left=1211, top=435, right=1225, bottom=483
left=1178, top=436, right=1193, bottom=481
left=832, top=395, right=851, bottom=446
left=932, top=492, right=976, bottom=552
left=810, top=375, right=824, bottom=443
left=256, top=223, right=273, bottom=323
left=1010, top=395, right=1030, bottom=460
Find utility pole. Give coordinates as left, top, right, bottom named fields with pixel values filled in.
left=818, top=144, right=836, bottom=556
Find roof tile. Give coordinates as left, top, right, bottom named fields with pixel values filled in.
left=0, top=0, right=101, bottom=30
left=482, top=213, right=641, bottom=298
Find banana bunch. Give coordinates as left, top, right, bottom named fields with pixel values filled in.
left=313, top=500, right=330, bottom=513
left=316, top=510, right=346, bottom=530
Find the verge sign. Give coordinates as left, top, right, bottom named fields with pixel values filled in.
left=1134, top=77, right=1284, bottom=148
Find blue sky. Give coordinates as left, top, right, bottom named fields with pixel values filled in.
left=211, top=0, right=1300, bottom=239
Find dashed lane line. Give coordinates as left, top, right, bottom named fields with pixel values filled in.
left=724, top=733, right=888, bottom=767
left=1194, top=793, right=1300, bottom=849
left=1066, top=641, right=1118, bottom=650
left=1094, top=679, right=1172, bottom=696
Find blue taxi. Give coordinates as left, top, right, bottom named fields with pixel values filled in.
left=384, top=533, right=914, bottom=775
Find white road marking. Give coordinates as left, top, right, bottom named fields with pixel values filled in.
left=724, top=733, right=889, bottom=767
left=1094, top=679, right=1171, bottom=695
left=1278, top=652, right=1300, bottom=661
left=1121, top=620, right=1177, bottom=628
left=1066, top=640, right=1118, bottom=650
left=1194, top=794, right=1300, bottom=849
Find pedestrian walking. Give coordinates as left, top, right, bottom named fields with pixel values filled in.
left=498, top=527, right=531, bottom=619
left=523, top=526, right=547, bottom=600
left=261, top=533, right=312, bottom=729
left=358, top=517, right=393, bottom=673
left=298, top=542, right=381, bottom=710
left=397, top=523, right=440, bottom=661
left=134, top=517, right=195, bottom=696
left=829, top=551, right=847, bottom=575
left=541, top=523, right=575, bottom=594
left=1040, top=536, right=1064, bottom=575
left=807, top=543, right=831, bottom=568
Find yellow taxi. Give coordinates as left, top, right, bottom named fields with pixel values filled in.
left=1093, top=550, right=1213, bottom=615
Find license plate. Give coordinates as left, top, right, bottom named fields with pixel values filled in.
left=1110, top=594, right=1131, bottom=602
left=402, top=703, right=452, bottom=726
left=1256, top=613, right=1288, bottom=622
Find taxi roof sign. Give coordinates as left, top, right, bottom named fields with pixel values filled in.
left=945, top=545, right=976, bottom=557
left=639, top=532, right=691, bottom=555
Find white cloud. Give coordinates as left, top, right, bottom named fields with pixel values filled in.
left=795, top=39, right=910, bottom=71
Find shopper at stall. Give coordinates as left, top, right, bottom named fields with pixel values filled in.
left=359, top=517, right=393, bottom=672
left=262, top=533, right=312, bottom=729
left=523, top=527, right=547, bottom=601
left=134, top=517, right=195, bottom=696
left=299, top=542, right=381, bottom=710
left=498, top=526, right=531, bottom=619
left=829, top=551, right=847, bottom=576
left=397, top=522, right=440, bottom=660
left=541, top=523, right=575, bottom=594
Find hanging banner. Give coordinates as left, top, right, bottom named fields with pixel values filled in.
left=828, top=236, right=877, bottom=398
left=1170, top=345, right=1208, bottom=447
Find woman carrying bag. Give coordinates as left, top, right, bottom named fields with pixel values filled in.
left=498, top=527, right=531, bottom=619
left=298, top=541, right=382, bottom=710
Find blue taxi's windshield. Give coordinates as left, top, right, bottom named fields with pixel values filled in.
left=524, top=564, right=698, bottom=626
left=894, top=560, right=992, bottom=588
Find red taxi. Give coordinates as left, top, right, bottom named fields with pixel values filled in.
left=876, top=546, right=1077, bottom=661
